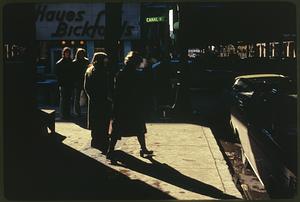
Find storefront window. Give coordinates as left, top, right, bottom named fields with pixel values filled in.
left=237, top=45, right=247, bottom=59
left=4, top=44, right=27, bottom=61
left=288, top=41, right=295, bottom=58
left=188, top=48, right=201, bottom=58
left=282, top=41, right=295, bottom=58
left=269, top=42, right=280, bottom=58
left=256, top=43, right=267, bottom=58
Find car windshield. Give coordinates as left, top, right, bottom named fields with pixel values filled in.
left=249, top=77, right=296, bottom=95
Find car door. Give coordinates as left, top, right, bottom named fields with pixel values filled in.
left=247, top=88, right=289, bottom=189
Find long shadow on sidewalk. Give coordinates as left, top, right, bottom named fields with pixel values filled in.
left=4, top=132, right=174, bottom=200
left=112, top=150, right=240, bottom=199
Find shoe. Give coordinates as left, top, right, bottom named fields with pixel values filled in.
left=101, top=145, right=109, bottom=154
left=140, top=149, right=154, bottom=158
left=106, top=151, right=118, bottom=165
left=91, top=142, right=108, bottom=154
left=91, top=141, right=100, bottom=149
left=106, top=150, right=115, bottom=159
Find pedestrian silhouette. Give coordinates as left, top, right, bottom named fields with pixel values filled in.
left=107, top=51, right=153, bottom=159
left=84, top=52, right=113, bottom=153
left=55, top=47, right=74, bottom=119
left=73, top=48, right=89, bottom=117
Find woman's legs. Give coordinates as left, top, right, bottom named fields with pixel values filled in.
left=137, top=133, right=153, bottom=157
left=74, top=88, right=81, bottom=116
left=60, top=86, right=72, bottom=119
left=137, top=133, right=147, bottom=151
left=107, top=134, right=118, bottom=155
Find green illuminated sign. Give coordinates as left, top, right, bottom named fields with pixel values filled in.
left=146, top=16, right=166, bottom=23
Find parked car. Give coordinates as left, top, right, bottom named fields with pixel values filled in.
left=230, top=74, right=297, bottom=198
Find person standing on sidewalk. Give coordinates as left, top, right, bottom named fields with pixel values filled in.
left=56, top=47, right=74, bottom=119
left=84, top=52, right=113, bottom=153
left=107, top=51, right=153, bottom=159
left=73, top=48, right=89, bottom=117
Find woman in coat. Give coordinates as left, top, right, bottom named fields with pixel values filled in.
left=107, top=51, right=153, bottom=158
left=73, top=48, right=89, bottom=117
left=84, top=52, right=113, bottom=153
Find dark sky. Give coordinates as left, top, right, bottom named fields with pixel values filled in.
left=180, top=2, right=297, bottom=46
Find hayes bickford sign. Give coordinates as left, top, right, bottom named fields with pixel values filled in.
left=36, top=4, right=106, bottom=40
left=35, top=3, right=141, bottom=40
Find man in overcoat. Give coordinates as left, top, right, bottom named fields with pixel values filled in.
left=56, top=47, right=74, bottom=119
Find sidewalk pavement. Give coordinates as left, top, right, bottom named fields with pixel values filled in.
left=55, top=120, right=243, bottom=200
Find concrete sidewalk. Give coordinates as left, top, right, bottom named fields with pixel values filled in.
left=55, top=121, right=243, bottom=200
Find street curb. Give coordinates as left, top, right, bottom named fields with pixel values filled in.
left=210, top=133, right=248, bottom=200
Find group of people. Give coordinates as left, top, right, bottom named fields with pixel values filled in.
left=56, top=47, right=89, bottom=118
left=55, top=47, right=153, bottom=159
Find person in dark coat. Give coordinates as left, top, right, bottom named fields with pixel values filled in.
left=84, top=52, right=113, bottom=153
left=107, top=51, right=153, bottom=159
left=56, top=47, right=74, bottom=119
left=73, top=48, right=89, bottom=117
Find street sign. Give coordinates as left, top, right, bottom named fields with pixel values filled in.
left=145, top=16, right=166, bottom=23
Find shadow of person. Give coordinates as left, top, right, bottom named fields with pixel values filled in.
left=112, top=150, right=240, bottom=199
left=5, top=131, right=175, bottom=200
left=47, top=132, right=67, bottom=142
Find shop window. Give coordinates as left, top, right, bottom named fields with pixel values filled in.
left=247, top=44, right=255, bottom=58
left=269, top=42, right=280, bottom=58
left=282, top=41, right=294, bottom=58
left=188, top=48, right=200, bottom=58
left=4, top=43, right=27, bottom=61
left=289, top=41, right=295, bottom=58
left=256, top=43, right=266, bottom=58
left=4, top=44, right=9, bottom=60
left=237, top=45, right=247, bottom=59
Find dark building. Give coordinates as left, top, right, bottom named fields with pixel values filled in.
left=178, top=2, right=297, bottom=80
left=179, top=2, right=296, bottom=46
